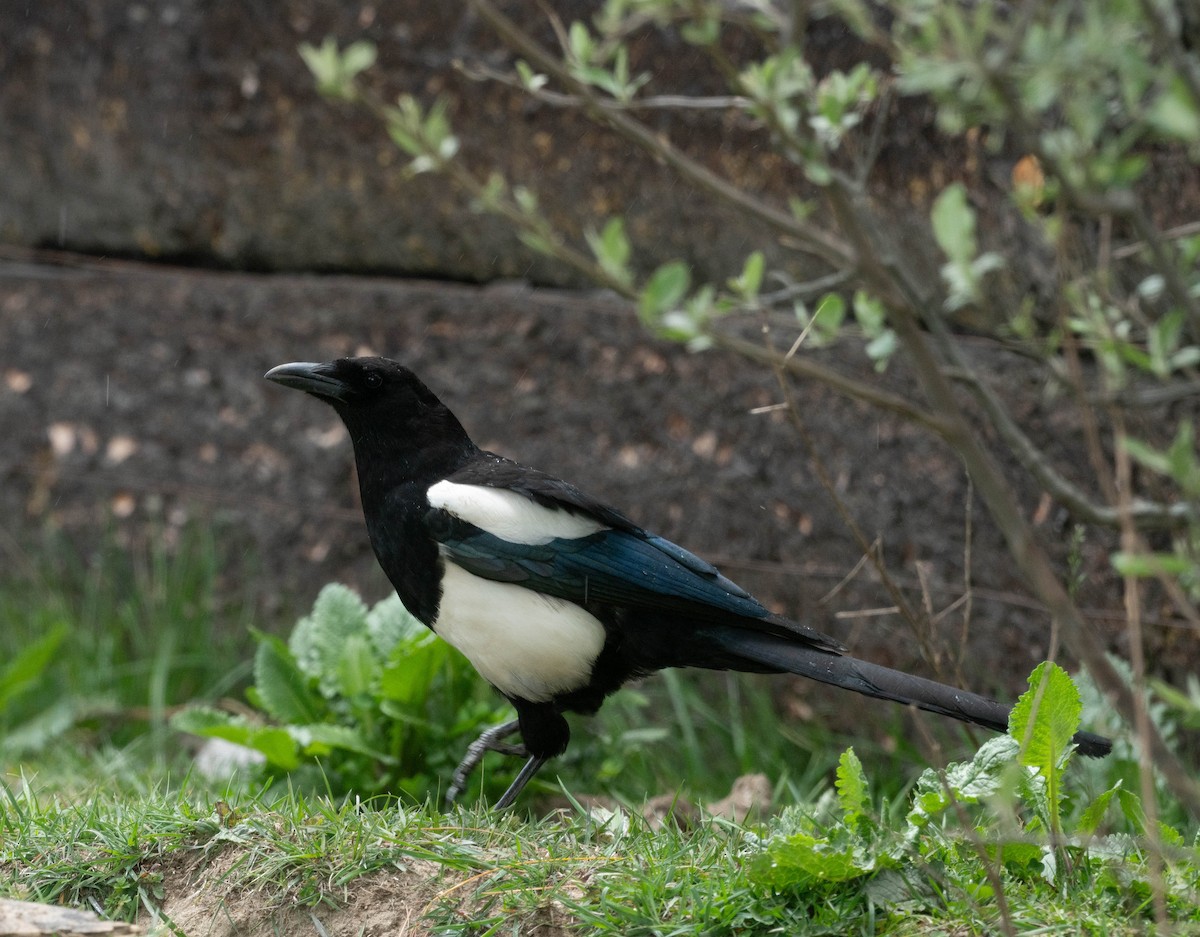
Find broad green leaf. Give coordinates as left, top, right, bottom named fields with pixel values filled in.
left=992, top=840, right=1043, bottom=871
left=907, top=735, right=1018, bottom=832
left=245, top=726, right=302, bottom=770
left=254, top=635, right=323, bottom=725
left=568, top=21, right=593, bottom=63
left=1116, top=787, right=1147, bottom=834
left=729, top=251, right=765, bottom=300
left=289, top=583, right=370, bottom=694
left=171, top=705, right=241, bottom=737
left=1009, top=661, right=1081, bottom=773
left=378, top=632, right=450, bottom=704
left=171, top=707, right=299, bottom=770
left=586, top=217, right=632, bottom=285
left=1009, top=662, right=1080, bottom=835
left=1158, top=821, right=1185, bottom=848
left=836, top=747, right=868, bottom=824
left=365, top=592, right=425, bottom=658
left=639, top=261, right=691, bottom=324
left=336, top=633, right=377, bottom=699
left=931, top=183, right=976, bottom=265
left=339, top=41, right=377, bottom=78
left=751, top=832, right=871, bottom=888
left=1148, top=77, right=1200, bottom=142
left=813, top=292, right=846, bottom=332
left=1077, top=781, right=1123, bottom=835
left=289, top=723, right=394, bottom=763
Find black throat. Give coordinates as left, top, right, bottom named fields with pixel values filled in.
left=337, top=403, right=478, bottom=629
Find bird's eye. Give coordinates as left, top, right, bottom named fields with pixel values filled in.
left=364, top=372, right=383, bottom=389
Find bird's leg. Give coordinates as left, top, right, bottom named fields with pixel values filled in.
left=445, top=719, right=523, bottom=807
left=493, top=754, right=549, bottom=810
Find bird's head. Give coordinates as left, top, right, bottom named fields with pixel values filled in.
left=265, top=357, right=474, bottom=466
left=265, top=356, right=425, bottom=407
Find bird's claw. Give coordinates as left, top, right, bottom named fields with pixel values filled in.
left=445, top=719, right=524, bottom=807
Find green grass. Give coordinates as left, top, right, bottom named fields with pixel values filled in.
left=2, top=746, right=1192, bottom=935
left=1, top=530, right=1198, bottom=934
left=0, top=521, right=258, bottom=762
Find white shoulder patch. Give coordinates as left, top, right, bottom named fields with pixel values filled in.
left=427, top=480, right=607, bottom=544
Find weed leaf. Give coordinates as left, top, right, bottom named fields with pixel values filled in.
left=1009, top=662, right=1081, bottom=773
left=254, top=634, right=323, bottom=725
left=290, top=583, right=370, bottom=696
left=836, top=747, right=868, bottom=826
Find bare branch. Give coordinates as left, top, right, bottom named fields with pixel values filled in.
left=941, top=363, right=1196, bottom=532
left=1112, top=219, right=1200, bottom=261
left=711, top=330, right=951, bottom=436
left=456, top=59, right=752, bottom=111
left=467, top=0, right=856, bottom=272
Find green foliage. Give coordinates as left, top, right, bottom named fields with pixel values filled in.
left=835, top=746, right=869, bottom=828
left=1009, top=661, right=1082, bottom=835
left=930, top=182, right=1004, bottom=311
left=0, top=522, right=255, bottom=765
left=566, top=21, right=648, bottom=103
left=852, top=288, right=898, bottom=369
left=0, top=625, right=69, bottom=762
left=1150, top=673, right=1200, bottom=731
left=4, top=662, right=1199, bottom=933
left=383, top=94, right=459, bottom=175
left=1118, top=422, right=1200, bottom=597
left=302, top=2, right=1198, bottom=458
left=173, top=584, right=509, bottom=803
left=748, top=666, right=1194, bottom=928
left=750, top=746, right=891, bottom=892
left=585, top=217, right=633, bottom=288
left=638, top=260, right=691, bottom=326
left=298, top=38, right=376, bottom=101
left=0, top=624, right=66, bottom=713
left=794, top=290, right=847, bottom=348
left=727, top=250, right=765, bottom=303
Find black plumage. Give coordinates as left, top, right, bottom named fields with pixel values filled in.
left=265, top=356, right=1112, bottom=808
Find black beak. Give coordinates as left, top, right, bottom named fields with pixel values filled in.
left=264, top=361, right=350, bottom=401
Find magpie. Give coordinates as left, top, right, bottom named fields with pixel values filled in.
left=265, top=356, right=1112, bottom=808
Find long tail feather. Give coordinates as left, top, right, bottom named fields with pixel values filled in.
left=703, top=627, right=1112, bottom=758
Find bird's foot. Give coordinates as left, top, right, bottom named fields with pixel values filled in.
left=445, top=719, right=523, bottom=807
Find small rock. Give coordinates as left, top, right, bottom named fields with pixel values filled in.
left=0, top=897, right=142, bottom=935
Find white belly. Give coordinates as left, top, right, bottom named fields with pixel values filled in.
left=433, top=561, right=606, bottom=702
